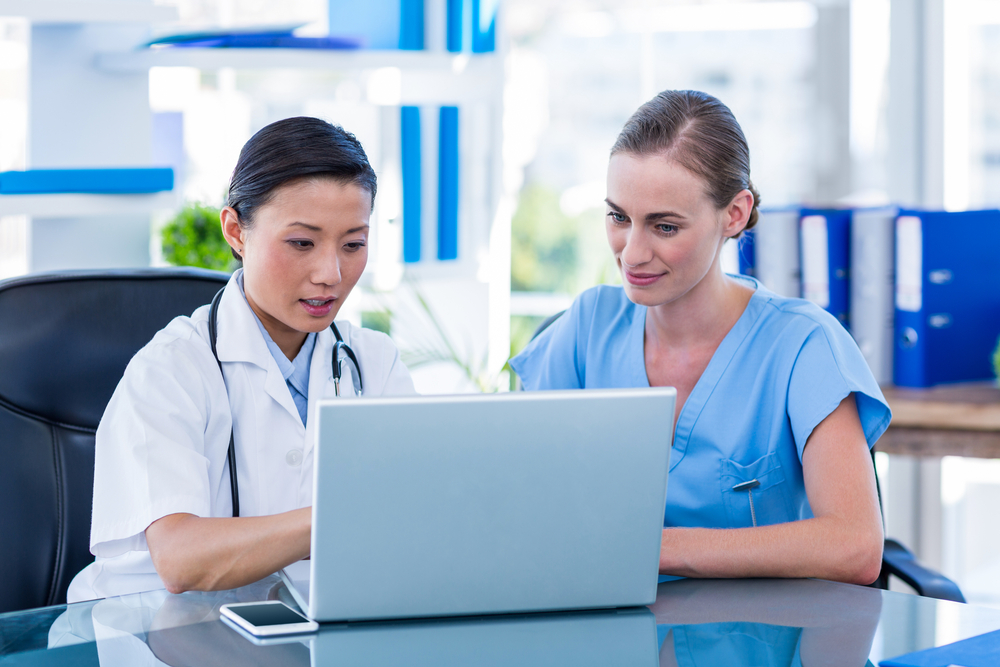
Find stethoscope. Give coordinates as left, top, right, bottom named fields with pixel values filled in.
left=208, top=287, right=363, bottom=517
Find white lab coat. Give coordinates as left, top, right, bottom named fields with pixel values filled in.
left=67, top=272, right=415, bottom=602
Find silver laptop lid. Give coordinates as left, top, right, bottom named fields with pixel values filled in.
left=308, top=388, right=675, bottom=622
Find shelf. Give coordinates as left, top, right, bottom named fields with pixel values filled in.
left=97, top=48, right=501, bottom=104
left=0, top=191, right=180, bottom=217
left=97, top=48, right=497, bottom=72
left=0, top=1, right=178, bottom=23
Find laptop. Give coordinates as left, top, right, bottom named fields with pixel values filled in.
left=281, top=388, right=675, bottom=622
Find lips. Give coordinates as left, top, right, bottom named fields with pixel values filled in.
left=299, top=297, right=336, bottom=316
left=624, top=270, right=664, bottom=287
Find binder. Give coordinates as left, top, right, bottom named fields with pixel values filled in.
left=446, top=0, right=464, bottom=51
left=166, top=35, right=363, bottom=49
left=850, top=207, right=897, bottom=384
left=0, top=168, right=173, bottom=194
left=328, top=0, right=425, bottom=50
left=446, top=0, right=497, bottom=53
left=880, top=628, right=1000, bottom=666
left=401, top=106, right=422, bottom=263
left=472, top=0, right=498, bottom=53
left=437, top=106, right=460, bottom=261
left=751, top=208, right=801, bottom=298
left=893, top=209, right=1000, bottom=387
left=736, top=228, right=755, bottom=277
left=799, top=208, right=851, bottom=328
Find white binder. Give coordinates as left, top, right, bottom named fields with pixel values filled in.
left=850, top=207, right=897, bottom=384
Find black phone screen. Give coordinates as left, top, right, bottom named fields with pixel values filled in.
left=228, top=603, right=309, bottom=627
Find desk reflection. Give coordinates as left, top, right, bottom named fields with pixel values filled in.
left=651, top=579, right=882, bottom=667
left=60, top=584, right=658, bottom=667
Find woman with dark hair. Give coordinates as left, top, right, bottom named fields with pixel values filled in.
left=68, top=117, right=414, bottom=601
left=511, top=91, right=889, bottom=585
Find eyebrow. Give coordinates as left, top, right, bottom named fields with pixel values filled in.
left=286, top=222, right=370, bottom=234
left=605, top=199, right=685, bottom=223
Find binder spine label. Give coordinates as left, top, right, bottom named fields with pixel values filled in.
left=800, top=215, right=830, bottom=308
left=895, top=215, right=923, bottom=312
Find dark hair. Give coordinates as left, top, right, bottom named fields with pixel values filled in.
left=226, top=117, right=378, bottom=259
left=610, top=90, right=760, bottom=235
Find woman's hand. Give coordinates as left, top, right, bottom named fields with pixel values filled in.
left=145, top=507, right=311, bottom=594
left=658, top=394, right=884, bottom=584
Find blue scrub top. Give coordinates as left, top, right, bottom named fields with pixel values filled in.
left=657, top=623, right=804, bottom=667
left=509, top=277, right=891, bottom=529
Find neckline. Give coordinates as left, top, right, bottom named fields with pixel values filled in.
left=633, top=276, right=767, bottom=470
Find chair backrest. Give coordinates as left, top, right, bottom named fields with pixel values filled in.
left=0, top=268, right=230, bottom=613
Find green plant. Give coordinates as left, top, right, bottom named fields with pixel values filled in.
left=993, top=335, right=1000, bottom=386
left=161, top=203, right=237, bottom=272
left=511, top=183, right=579, bottom=293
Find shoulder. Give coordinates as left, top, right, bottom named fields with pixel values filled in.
left=751, top=286, right=853, bottom=351
left=133, top=304, right=214, bottom=365
left=119, top=304, right=219, bottom=392
left=744, top=285, right=891, bottom=450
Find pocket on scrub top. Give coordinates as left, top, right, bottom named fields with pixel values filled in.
left=721, top=454, right=794, bottom=528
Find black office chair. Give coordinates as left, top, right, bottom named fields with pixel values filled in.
left=0, top=267, right=231, bottom=613
left=527, top=310, right=966, bottom=602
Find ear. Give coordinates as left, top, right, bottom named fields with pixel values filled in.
left=220, top=207, right=245, bottom=255
left=722, top=189, right=754, bottom=239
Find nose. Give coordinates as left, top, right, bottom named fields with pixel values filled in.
left=619, top=226, right=652, bottom=269
left=312, top=246, right=342, bottom=287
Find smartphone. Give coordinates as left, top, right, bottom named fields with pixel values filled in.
left=220, top=601, right=319, bottom=637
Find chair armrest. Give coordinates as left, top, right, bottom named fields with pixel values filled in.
left=882, top=538, right=966, bottom=603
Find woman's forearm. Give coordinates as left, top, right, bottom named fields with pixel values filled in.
left=659, top=513, right=883, bottom=585
left=145, top=508, right=311, bottom=594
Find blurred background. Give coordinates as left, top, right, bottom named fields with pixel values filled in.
left=2, top=0, right=1000, bottom=611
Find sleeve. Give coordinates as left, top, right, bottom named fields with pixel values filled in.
left=786, top=317, right=892, bottom=459
left=89, top=336, right=225, bottom=558
left=508, top=294, right=589, bottom=390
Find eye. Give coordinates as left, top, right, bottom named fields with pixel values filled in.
left=344, top=240, right=367, bottom=252
left=607, top=211, right=627, bottom=224
left=656, top=224, right=679, bottom=235
left=288, top=239, right=314, bottom=249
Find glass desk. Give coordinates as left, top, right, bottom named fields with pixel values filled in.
left=3, top=576, right=1000, bottom=666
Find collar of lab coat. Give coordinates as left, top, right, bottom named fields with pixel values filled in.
left=213, top=270, right=335, bottom=429
left=213, top=271, right=277, bottom=368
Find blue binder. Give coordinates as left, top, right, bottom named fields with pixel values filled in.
left=446, top=0, right=464, bottom=52
left=799, top=208, right=851, bottom=328
left=437, top=106, right=460, bottom=261
left=737, top=229, right=755, bottom=277
left=447, top=0, right=497, bottom=53
left=328, top=0, right=424, bottom=50
left=0, top=168, right=173, bottom=194
left=401, top=106, right=422, bottom=263
left=880, top=628, right=1000, bottom=666
left=893, top=209, right=1000, bottom=387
